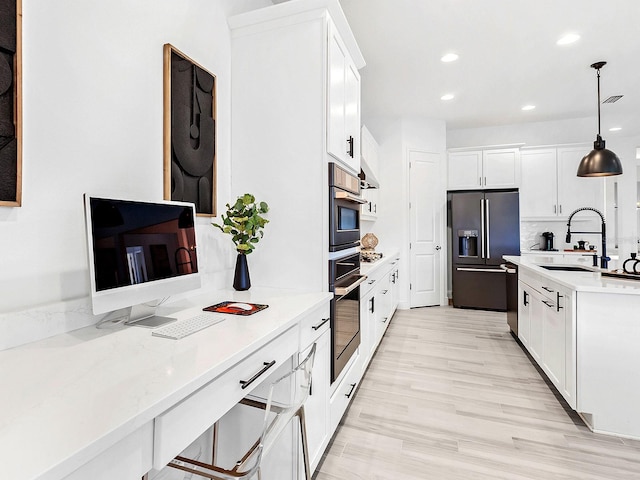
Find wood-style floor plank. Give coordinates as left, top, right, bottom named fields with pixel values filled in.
left=314, top=306, right=640, bottom=479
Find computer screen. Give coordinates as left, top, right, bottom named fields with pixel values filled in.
left=84, top=195, right=202, bottom=324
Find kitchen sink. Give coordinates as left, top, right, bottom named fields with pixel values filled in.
left=540, top=265, right=594, bottom=272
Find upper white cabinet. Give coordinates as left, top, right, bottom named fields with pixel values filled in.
left=520, top=145, right=604, bottom=219
left=447, top=148, right=520, bottom=190
left=327, top=21, right=361, bottom=174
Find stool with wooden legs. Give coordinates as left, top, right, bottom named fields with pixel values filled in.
left=167, top=343, right=316, bottom=480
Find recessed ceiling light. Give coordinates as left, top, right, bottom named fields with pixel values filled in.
left=441, top=53, right=459, bottom=63
left=522, top=105, right=536, bottom=111
left=441, top=94, right=455, bottom=101
left=557, top=33, right=580, bottom=45
left=609, top=127, right=622, bottom=132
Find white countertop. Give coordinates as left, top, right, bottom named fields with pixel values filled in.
left=360, top=250, right=399, bottom=277
left=504, top=255, right=640, bottom=295
left=0, top=287, right=332, bottom=480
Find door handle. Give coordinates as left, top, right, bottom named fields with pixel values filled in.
left=485, top=198, right=490, bottom=259
left=435, top=245, right=442, bottom=251
left=480, top=199, right=486, bottom=259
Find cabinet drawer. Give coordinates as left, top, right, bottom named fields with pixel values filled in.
left=152, top=326, right=298, bottom=469
left=299, top=303, right=331, bottom=350
left=329, top=353, right=361, bottom=434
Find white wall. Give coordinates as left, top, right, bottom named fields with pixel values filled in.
left=0, top=0, right=272, bottom=350
left=364, top=117, right=447, bottom=308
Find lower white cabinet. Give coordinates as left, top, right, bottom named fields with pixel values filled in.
left=518, top=271, right=576, bottom=409
left=329, top=352, right=361, bottom=435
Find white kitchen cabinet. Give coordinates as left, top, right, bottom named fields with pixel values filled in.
left=327, top=20, right=361, bottom=174
left=300, top=328, right=330, bottom=473
left=517, top=270, right=576, bottom=409
left=229, top=1, right=364, bottom=292
left=447, top=148, right=520, bottom=190
left=360, top=187, right=378, bottom=220
left=520, top=145, right=605, bottom=219
left=517, top=280, right=532, bottom=348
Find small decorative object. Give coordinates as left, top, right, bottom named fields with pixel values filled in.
left=212, top=194, right=269, bottom=291
left=163, top=44, right=217, bottom=215
left=361, top=232, right=382, bottom=262
left=361, top=232, right=379, bottom=250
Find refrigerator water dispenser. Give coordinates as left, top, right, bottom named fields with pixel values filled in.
left=458, top=230, right=478, bottom=257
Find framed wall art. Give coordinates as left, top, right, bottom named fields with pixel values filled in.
left=163, top=44, right=217, bottom=216
left=0, top=0, right=22, bottom=206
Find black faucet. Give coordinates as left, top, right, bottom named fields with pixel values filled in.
left=565, top=207, right=609, bottom=269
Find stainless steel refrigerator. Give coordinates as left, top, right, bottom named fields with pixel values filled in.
left=449, top=190, right=520, bottom=311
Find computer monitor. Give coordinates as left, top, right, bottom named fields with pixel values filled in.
left=84, top=194, right=202, bottom=327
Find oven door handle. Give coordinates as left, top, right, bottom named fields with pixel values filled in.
left=334, top=275, right=368, bottom=296
left=334, top=191, right=367, bottom=204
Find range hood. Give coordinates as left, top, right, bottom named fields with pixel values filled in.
left=359, top=158, right=379, bottom=189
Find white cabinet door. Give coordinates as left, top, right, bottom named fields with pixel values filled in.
left=360, top=285, right=377, bottom=370
left=301, top=329, right=330, bottom=473
left=447, top=151, right=482, bottom=189
left=517, top=281, right=531, bottom=348
left=557, top=145, right=605, bottom=216
left=528, top=288, right=544, bottom=363
left=520, top=149, right=558, bottom=218
left=327, top=21, right=360, bottom=174
left=541, top=288, right=565, bottom=390
left=482, top=148, right=520, bottom=189
left=360, top=188, right=378, bottom=220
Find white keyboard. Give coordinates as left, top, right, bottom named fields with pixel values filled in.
left=152, top=313, right=224, bottom=340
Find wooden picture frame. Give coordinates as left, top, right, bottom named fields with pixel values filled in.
left=0, top=0, right=22, bottom=207
left=163, top=44, right=217, bottom=216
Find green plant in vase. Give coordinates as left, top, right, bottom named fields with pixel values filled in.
left=213, top=193, right=269, bottom=290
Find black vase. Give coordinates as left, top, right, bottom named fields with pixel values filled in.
left=233, top=253, right=251, bottom=291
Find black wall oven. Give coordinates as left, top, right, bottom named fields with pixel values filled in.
left=329, top=252, right=366, bottom=382
left=329, top=163, right=366, bottom=252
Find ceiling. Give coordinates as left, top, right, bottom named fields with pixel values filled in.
left=339, top=0, right=640, bottom=136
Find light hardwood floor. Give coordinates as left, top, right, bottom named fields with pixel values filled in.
left=314, top=306, right=640, bottom=480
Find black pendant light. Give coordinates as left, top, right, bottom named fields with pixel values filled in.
left=576, top=61, right=623, bottom=177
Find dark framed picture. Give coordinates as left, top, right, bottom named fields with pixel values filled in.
left=0, top=0, right=22, bottom=207
left=163, top=44, right=216, bottom=216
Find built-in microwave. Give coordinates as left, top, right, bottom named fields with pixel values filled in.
left=329, top=163, right=367, bottom=252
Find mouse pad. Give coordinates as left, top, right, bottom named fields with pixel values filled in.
left=203, top=301, right=269, bottom=315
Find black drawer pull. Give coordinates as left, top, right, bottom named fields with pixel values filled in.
left=382, top=289, right=389, bottom=294
left=239, top=360, right=276, bottom=390
left=312, top=317, right=330, bottom=331
left=542, top=300, right=554, bottom=308
left=542, top=286, right=554, bottom=293
left=382, top=316, right=389, bottom=324
left=345, top=382, right=357, bottom=399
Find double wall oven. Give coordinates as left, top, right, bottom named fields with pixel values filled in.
left=329, top=163, right=367, bottom=382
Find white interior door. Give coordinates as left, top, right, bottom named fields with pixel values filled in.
left=409, top=150, right=443, bottom=307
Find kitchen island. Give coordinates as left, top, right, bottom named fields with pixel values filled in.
left=504, top=255, right=640, bottom=440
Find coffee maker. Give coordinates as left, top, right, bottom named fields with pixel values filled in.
left=541, top=232, right=556, bottom=251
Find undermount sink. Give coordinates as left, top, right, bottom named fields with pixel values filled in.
left=540, top=265, right=595, bottom=272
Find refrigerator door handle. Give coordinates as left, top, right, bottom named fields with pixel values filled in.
left=485, top=198, right=490, bottom=259
left=480, top=199, right=486, bottom=259
left=456, top=267, right=505, bottom=273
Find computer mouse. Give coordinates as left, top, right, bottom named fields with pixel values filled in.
left=227, top=302, right=253, bottom=311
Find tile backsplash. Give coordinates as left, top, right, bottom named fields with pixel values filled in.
left=521, top=218, right=601, bottom=252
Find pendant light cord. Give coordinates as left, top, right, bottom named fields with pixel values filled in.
left=596, top=67, right=601, bottom=136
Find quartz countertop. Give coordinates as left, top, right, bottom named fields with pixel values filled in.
left=504, top=255, right=640, bottom=295
left=360, top=250, right=399, bottom=276
left=0, top=287, right=332, bottom=480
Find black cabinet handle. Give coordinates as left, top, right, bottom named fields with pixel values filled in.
left=345, top=382, right=356, bottom=398
left=556, top=292, right=563, bottom=311
left=382, top=289, right=388, bottom=295
left=524, top=291, right=529, bottom=306
left=347, top=136, right=354, bottom=158
left=542, top=286, right=554, bottom=293
left=312, top=317, right=330, bottom=331
left=542, top=300, right=554, bottom=309
left=369, top=296, right=375, bottom=313
left=239, top=360, right=276, bottom=390
left=382, top=316, right=388, bottom=324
